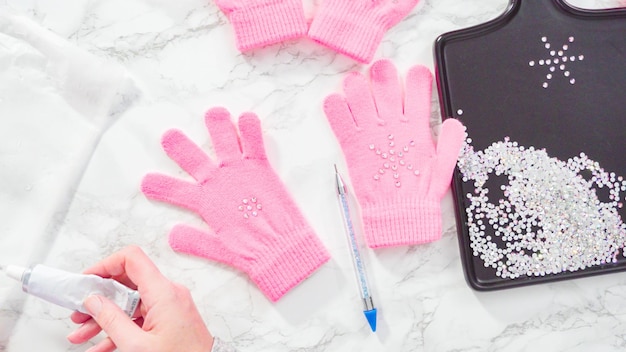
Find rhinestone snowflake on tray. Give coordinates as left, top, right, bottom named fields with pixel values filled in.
left=457, top=137, right=626, bottom=279
left=528, top=36, right=585, bottom=88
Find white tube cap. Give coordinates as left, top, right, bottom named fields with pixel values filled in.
left=4, top=265, right=27, bottom=282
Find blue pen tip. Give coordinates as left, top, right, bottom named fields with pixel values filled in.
left=364, top=308, right=377, bottom=332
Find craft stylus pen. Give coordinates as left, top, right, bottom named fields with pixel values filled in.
left=333, top=165, right=377, bottom=332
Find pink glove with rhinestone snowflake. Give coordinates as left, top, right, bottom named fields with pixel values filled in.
left=308, top=0, right=420, bottom=63
left=141, top=107, right=330, bottom=301
left=324, top=59, right=466, bottom=248
left=215, top=0, right=307, bottom=51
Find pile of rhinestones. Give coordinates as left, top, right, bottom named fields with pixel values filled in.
left=457, top=137, right=626, bottom=279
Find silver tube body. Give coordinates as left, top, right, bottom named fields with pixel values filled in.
left=16, top=264, right=140, bottom=317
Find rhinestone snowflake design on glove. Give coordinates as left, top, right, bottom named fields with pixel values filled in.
left=458, top=137, right=626, bottom=279
left=323, top=59, right=466, bottom=248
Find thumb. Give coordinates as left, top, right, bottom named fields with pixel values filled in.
left=84, top=295, right=144, bottom=349
left=429, top=118, right=466, bottom=198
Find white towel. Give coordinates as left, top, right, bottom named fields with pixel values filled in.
left=0, top=11, right=138, bottom=344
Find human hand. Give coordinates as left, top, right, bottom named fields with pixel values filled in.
left=66, top=246, right=214, bottom=352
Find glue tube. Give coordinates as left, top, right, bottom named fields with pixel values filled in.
left=4, top=264, right=140, bottom=317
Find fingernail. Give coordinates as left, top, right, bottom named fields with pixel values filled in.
left=83, top=295, right=103, bottom=316
left=66, top=329, right=79, bottom=342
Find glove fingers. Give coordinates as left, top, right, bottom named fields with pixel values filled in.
left=383, top=0, right=421, bottom=27
left=384, top=0, right=419, bottom=28
left=168, top=224, right=244, bottom=272
left=205, top=107, right=242, bottom=161
left=370, top=59, right=404, bottom=123
left=344, top=71, right=381, bottom=129
left=323, top=93, right=358, bottom=143
left=238, top=112, right=267, bottom=160
left=429, top=118, right=466, bottom=198
left=404, top=65, right=433, bottom=132
left=161, top=129, right=215, bottom=182
left=141, top=173, right=201, bottom=211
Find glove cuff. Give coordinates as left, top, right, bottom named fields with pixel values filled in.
left=308, top=3, right=387, bottom=63
left=225, top=0, right=307, bottom=52
left=247, top=227, right=330, bottom=302
left=361, top=198, right=442, bottom=248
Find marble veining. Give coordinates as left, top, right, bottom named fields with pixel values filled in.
left=1, top=0, right=626, bottom=351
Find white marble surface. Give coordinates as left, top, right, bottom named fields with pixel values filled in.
left=1, top=0, right=626, bottom=351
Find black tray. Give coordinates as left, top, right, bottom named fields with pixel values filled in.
left=434, top=0, right=626, bottom=290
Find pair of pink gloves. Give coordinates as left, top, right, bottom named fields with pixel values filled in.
left=217, top=0, right=420, bottom=63
left=142, top=60, right=465, bottom=301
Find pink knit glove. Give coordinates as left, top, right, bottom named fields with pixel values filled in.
left=215, top=0, right=307, bottom=51
left=308, top=0, right=420, bottom=63
left=141, top=107, right=330, bottom=301
left=324, top=59, right=466, bottom=248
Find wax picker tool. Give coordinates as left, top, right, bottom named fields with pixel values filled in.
left=141, top=107, right=331, bottom=302
left=323, top=59, right=466, bottom=248
left=334, top=164, right=377, bottom=332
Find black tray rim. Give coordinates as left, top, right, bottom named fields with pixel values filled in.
left=433, top=0, right=626, bottom=291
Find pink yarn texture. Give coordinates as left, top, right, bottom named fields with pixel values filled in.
left=323, top=59, right=466, bottom=248
left=141, top=107, right=330, bottom=301
left=309, top=0, right=421, bottom=63
left=215, top=0, right=308, bottom=51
